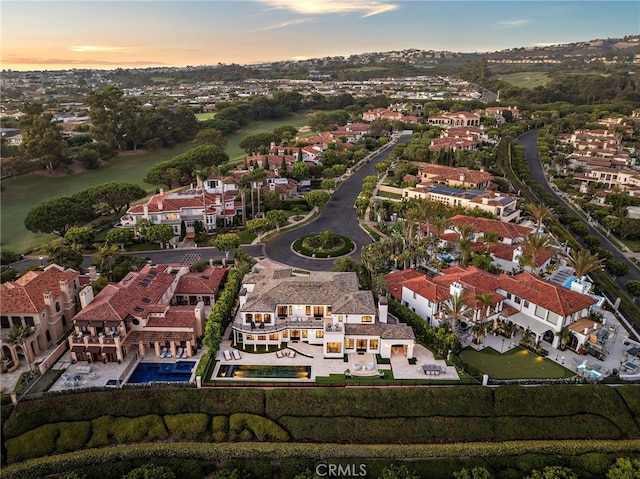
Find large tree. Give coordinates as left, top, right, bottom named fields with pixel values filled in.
left=146, top=224, right=175, bottom=249
left=305, top=190, right=330, bottom=210
left=19, top=102, right=69, bottom=173
left=24, top=197, right=94, bottom=237
left=193, top=128, right=227, bottom=148
left=564, top=248, right=603, bottom=278
left=5, top=324, right=36, bottom=369
left=80, top=182, right=147, bottom=214
left=213, top=233, right=241, bottom=260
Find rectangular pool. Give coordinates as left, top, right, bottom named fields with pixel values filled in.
left=217, top=364, right=311, bottom=379
left=127, top=361, right=196, bottom=384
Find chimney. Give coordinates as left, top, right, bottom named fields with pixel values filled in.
left=43, top=291, right=54, bottom=310
left=157, top=201, right=163, bottom=210
left=143, top=204, right=149, bottom=219
left=239, top=288, right=248, bottom=308
left=79, top=286, right=94, bottom=309
left=459, top=173, right=465, bottom=182
left=159, top=188, right=164, bottom=195
left=59, top=278, right=73, bottom=299
left=88, top=266, right=98, bottom=281
left=584, top=328, right=589, bottom=335
left=194, top=302, right=206, bottom=337
left=378, top=296, right=388, bottom=324
left=482, top=197, right=489, bottom=205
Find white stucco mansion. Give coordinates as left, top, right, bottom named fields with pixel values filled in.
left=232, top=268, right=415, bottom=359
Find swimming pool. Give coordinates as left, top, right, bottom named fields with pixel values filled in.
left=127, top=361, right=196, bottom=384
left=217, top=364, right=311, bottom=380
left=563, top=275, right=576, bottom=289
left=577, top=363, right=602, bottom=380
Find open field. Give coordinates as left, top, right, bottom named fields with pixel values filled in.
left=195, top=112, right=216, bottom=121
left=498, top=72, right=550, bottom=89
left=460, top=346, right=575, bottom=379
left=1, top=113, right=312, bottom=254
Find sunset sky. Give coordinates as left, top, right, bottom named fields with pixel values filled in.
left=1, top=1, right=638, bottom=71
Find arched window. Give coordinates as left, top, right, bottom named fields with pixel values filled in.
left=46, top=330, right=51, bottom=342
left=61, top=315, right=67, bottom=327
left=55, top=302, right=61, bottom=312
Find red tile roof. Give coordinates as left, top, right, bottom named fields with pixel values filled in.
left=1, top=266, right=78, bottom=313
left=175, top=267, right=228, bottom=295
left=383, top=269, right=425, bottom=300
left=449, top=215, right=532, bottom=240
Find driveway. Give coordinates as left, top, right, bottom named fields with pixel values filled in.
left=264, top=133, right=413, bottom=271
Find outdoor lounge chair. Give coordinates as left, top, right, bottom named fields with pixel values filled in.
left=232, top=349, right=241, bottom=360
left=176, top=347, right=184, bottom=358
left=276, top=350, right=284, bottom=358
left=223, top=350, right=232, bottom=361
left=366, top=362, right=375, bottom=371
left=161, top=347, right=169, bottom=357
left=353, top=362, right=362, bottom=371
left=288, top=350, right=296, bottom=358
left=181, top=348, right=189, bottom=358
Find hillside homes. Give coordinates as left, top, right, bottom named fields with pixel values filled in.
left=1, top=265, right=80, bottom=367
left=233, top=268, right=415, bottom=359
left=68, top=264, right=228, bottom=363
left=362, top=108, right=418, bottom=125
left=416, top=164, right=493, bottom=189
left=427, top=111, right=481, bottom=127
left=385, top=266, right=596, bottom=349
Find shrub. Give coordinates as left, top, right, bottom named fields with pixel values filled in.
left=87, top=415, right=115, bottom=448
left=164, top=413, right=210, bottom=440
left=569, top=452, right=612, bottom=476
left=212, top=415, right=229, bottom=442
left=5, top=423, right=59, bottom=463
left=56, top=422, right=91, bottom=454
left=112, top=415, right=167, bottom=444
left=229, top=413, right=289, bottom=442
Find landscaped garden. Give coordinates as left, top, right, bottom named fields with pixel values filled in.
left=2, top=386, right=640, bottom=478
left=292, top=230, right=354, bottom=258
left=459, top=346, right=575, bottom=380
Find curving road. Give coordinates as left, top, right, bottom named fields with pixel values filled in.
left=264, top=134, right=412, bottom=271
left=518, top=130, right=640, bottom=304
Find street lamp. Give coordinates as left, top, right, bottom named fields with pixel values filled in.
left=501, top=338, right=505, bottom=353
left=39, top=256, right=44, bottom=267
left=561, top=356, right=565, bottom=365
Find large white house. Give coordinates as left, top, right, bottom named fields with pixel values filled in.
left=385, top=266, right=596, bottom=349
left=233, top=268, right=415, bottom=359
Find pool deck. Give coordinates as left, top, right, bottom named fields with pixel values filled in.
left=212, top=327, right=460, bottom=382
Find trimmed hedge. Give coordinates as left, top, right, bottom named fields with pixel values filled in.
left=3, top=440, right=640, bottom=479
left=212, top=415, right=229, bottom=442
left=164, top=413, right=210, bottom=441
left=55, top=421, right=91, bottom=454
left=228, top=413, right=289, bottom=442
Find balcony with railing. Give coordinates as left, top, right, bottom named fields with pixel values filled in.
left=232, top=316, right=327, bottom=334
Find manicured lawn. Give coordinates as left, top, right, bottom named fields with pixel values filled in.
left=498, top=72, right=550, bottom=89
left=225, top=111, right=311, bottom=164
left=459, top=346, right=574, bottom=379
left=0, top=144, right=193, bottom=253
left=621, top=238, right=640, bottom=253
left=1, top=113, right=313, bottom=254
left=195, top=112, right=216, bottom=121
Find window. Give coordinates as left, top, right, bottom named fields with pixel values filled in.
left=547, top=312, right=561, bottom=326
left=264, top=314, right=271, bottom=323
left=24, top=317, right=35, bottom=327
left=55, top=302, right=61, bottom=312
left=282, top=330, right=288, bottom=338
left=246, top=335, right=254, bottom=340
left=514, top=296, right=521, bottom=305
left=277, top=305, right=288, bottom=317
left=305, top=306, right=311, bottom=316
left=369, top=339, right=379, bottom=350
left=313, top=306, right=323, bottom=317
left=203, top=297, right=211, bottom=306
left=316, top=331, right=324, bottom=338
left=302, top=330, right=308, bottom=338
left=338, top=315, right=343, bottom=322
left=189, top=296, right=198, bottom=306
left=534, top=305, right=546, bottom=319
left=326, top=342, right=342, bottom=353
left=413, top=291, right=416, bottom=299
left=523, top=300, right=529, bottom=308
left=46, top=330, right=51, bottom=342
left=345, top=338, right=354, bottom=350
left=1, top=316, right=9, bottom=328
left=326, top=306, right=332, bottom=316
left=507, top=293, right=512, bottom=300
left=356, top=339, right=368, bottom=350
left=11, top=316, right=21, bottom=327
left=258, top=335, right=266, bottom=341
left=362, top=316, right=373, bottom=323
left=255, top=314, right=263, bottom=323
left=269, top=333, right=279, bottom=340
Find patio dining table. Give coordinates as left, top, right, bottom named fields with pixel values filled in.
left=422, top=364, right=442, bottom=375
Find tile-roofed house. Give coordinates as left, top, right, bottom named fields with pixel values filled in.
left=68, top=264, right=229, bottom=363
left=417, top=165, right=492, bottom=189
left=234, top=268, right=415, bottom=358
left=448, top=215, right=532, bottom=244
left=119, top=175, right=242, bottom=235
left=386, top=266, right=596, bottom=349
left=1, top=264, right=80, bottom=368
left=427, top=111, right=481, bottom=127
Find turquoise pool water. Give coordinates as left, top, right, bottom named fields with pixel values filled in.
left=217, top=364, right=311, bottom=379
left=563, top=276, right=576, bottom=288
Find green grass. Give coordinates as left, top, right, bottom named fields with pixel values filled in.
left=377, top=191, right=402, bottom=199
left=459, top=346, right=575, bottom=380
left=620, top=238, right=640, bottom=253
left=0, top=144, right=193, bottom=253
left=1, top=114, right=314, bottom=254
left=195, top=112, right=216, bottom=121
left=225, top=111, right=311, bottom=164
left=498, top=72, right=550, bottom=89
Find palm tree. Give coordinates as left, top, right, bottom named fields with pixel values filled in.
left=564, top=248, right=604, bottom=279
left=93, top=243, right=120, bottom=281
left=520, top=234, right=556, bottom=274
left=482, top=231, right=499, bottom=253
left=455, top=224, right=476, bottom=267
left=526, top=203, right=554, bottom=234
left=520, top=327, right=534, bottom=348
left=442, top=293, right=472, bottom=333
left=475, top=292, right=496, bottom=322
left=6, top=324, right=36, bottom=369
left=470, top=321, right=490, bottom=346
left=555, top=326, right=573, bottom=351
